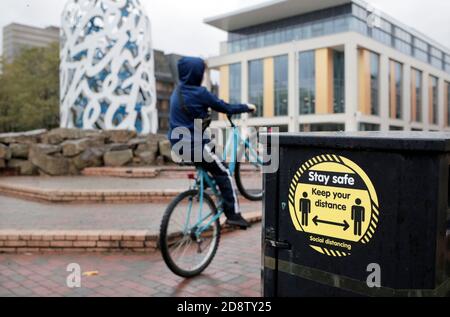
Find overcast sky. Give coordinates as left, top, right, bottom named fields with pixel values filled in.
left=0, top=0, right=449, bottom=57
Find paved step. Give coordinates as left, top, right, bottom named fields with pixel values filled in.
left=83, top=166, right=198, bottom=179
left=82, top=167, right=160, bottom=178
left=0, top=175, right=260, bottom=203
left=0, top=176, right=190, bottom=203
left=82, top=165, right=260, bottom=179
left=0, top=182, right=181, bottom=203
left=0, top=211, right=262, bottom=254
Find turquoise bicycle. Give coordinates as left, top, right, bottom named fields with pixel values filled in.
left=159, top=115, right=264, bottom=278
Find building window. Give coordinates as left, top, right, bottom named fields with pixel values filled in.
left=265, top=125, right=289, bottom=133
left=430, top=76, right=438, bottom=125
left=300, top=123, right=345, bottom=132
left=390, top=60, right=403, bottom=119
left=248, top=59, right=264, bottom=117
left=447, top=82, right=450, bottom=126
left=352, top=4, right=367, bottom=20
left=299, top=51, right=315, bottom=115
left=389, top=126, right=404, bottom=131
left=333, top=51, right=345, bottom=114
left=395, top=62, right=403, bottom=119
left=359, top=123, right=380, bottom=131
left=394, top=27, right=412, bottom=55
left=370, top=52, right=380, bottom=115
left=229, top=63, right=242, bottom=104
left=274, top=55, right=288, bottom=116
left=412, top=68, right=422, bottom=123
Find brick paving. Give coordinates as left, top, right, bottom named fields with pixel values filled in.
left=0, top=226, right=262, bottom=297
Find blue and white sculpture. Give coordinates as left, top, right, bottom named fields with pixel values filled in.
left=60, top=0, right=158, bottom=134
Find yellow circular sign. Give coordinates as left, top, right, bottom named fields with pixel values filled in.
left=288, top=154, right=380, bottom=257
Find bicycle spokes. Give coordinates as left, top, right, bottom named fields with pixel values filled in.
left=162, top=191, right=220, bottom=275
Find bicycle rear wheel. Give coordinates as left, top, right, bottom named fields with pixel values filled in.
left=159, top=190, right=221, bottom=278
left=235, top=162, right=263, bottom=201
left=235, top=137, right=264, bottom=201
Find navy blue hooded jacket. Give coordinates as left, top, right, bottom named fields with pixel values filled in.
left=168, top=57, right=250, bottom=149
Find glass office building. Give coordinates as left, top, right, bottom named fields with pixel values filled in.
left=206, top=0, right=450, bottom=132
left=369, top=52, right=380, bottom=116
left=229, top=63, right=242, bottom=104
left=299, top=51, right=316, bottom=115
left=248, top=59, right=264, bottom=117
left=274, top=55, right=289, bottom=116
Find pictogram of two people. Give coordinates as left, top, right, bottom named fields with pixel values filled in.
left=300, top=192, right=366, bottom=236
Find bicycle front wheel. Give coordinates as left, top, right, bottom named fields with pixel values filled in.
left=159, top=190, right=221, bottom=278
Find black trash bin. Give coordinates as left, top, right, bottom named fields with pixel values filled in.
left=263, top=132, right=449, bottom=297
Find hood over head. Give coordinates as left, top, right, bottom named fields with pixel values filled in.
left=177, top=57, right=205, bottom=86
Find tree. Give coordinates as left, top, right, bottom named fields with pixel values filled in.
left=0, top=43, right=60, bottom=133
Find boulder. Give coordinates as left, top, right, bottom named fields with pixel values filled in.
left=102, top=130, right=137, bottom=144
left=32, top=144, right=62, bottom=155
left=127, top=137, right=147, bottom=150
left=42, top=133, right=64, bottom=145
left=10, top=143, right=30, bottom=159
left=156, top=155, right=165, bottom=166
left=158, top=140, right=172, bottom=161
left=137, top=151, right=157, bottom=165
left=106, top=143, right=130, bottom=152
left=135, top=140, right=159, bottom=156
left=0, top=143, right=11, bottom=160
left=62, top=137, right=104, bottom=157
left=0, top=129, right=46, bottom=144
left=73, top=148, right=104, bottom=170
left=104, top=150, right=133, bottom=167
left=131, top=157, right=142, bottom=166
left=7, top=159, right=36, bottom=176
left=42, top=128, right=103, bottom=145
left=29, top=146, right=69, bottom=176
left=153, top=134, right=168, bottom=142
left=67, top=160, right=81, bottom=176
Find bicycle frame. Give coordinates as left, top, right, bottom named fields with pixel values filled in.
left=223, top=119, right=263, bottom=175
left=187, top=168, right=223, bottom=238
left=185, top=116, right=263, bottom=238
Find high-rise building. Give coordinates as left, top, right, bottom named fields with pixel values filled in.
left=154, top=50, right=184, bottom=134
left=205, top=0, right=450, bottom=132
left=2, top=23, right=60, bottom=63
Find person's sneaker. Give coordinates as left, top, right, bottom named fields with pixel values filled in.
left=225, top=214, right=251, bottom=230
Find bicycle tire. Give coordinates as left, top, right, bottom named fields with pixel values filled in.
left=159, top=190, right=221, bottom=278
left=235, top=162, right=263, bottom=201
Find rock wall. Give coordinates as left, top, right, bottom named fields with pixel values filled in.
left=0, top=129, right=172, bottom=176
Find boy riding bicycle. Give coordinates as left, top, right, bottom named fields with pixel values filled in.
left=168, top=57, right=256, bottom=229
